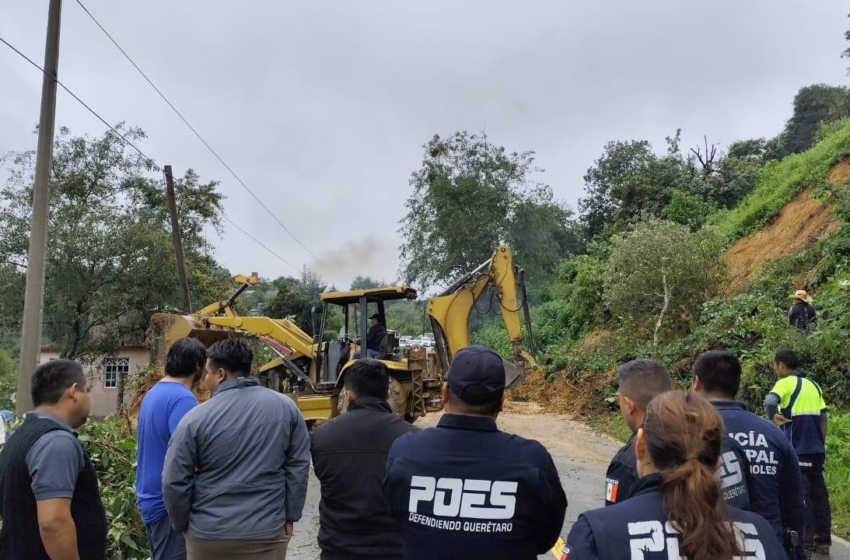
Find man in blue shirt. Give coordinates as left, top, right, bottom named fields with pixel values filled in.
left=136, top=338, right=205, bottom=560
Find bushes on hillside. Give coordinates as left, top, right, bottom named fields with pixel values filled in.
left=604, top=218, right=726, bottom=345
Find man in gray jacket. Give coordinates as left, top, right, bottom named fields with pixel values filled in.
left=163, top=339, right=310, bottom=560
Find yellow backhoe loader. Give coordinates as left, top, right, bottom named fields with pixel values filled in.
left=147, top=245, right=539, bottom=424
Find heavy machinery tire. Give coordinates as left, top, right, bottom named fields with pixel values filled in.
left=387, top=377, right=408, bottom=418
left=337, top=387, right=350, bottom=416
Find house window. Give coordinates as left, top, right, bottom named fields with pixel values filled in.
left=103, top=357, right=129, bottom=389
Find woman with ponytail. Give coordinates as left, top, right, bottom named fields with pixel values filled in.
left=566, top=391, right=786, bottom=559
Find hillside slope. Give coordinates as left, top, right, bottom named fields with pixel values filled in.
left=725, top=157, right=850, bottom=291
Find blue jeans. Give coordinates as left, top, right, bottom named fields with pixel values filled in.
left=145, top=514, right=187, bottom=560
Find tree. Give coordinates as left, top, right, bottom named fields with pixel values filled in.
left=266, top=278, right=312, bottom=331
left=579, top=132, right=715, bottom=238
left=399, top=131, right=579, bottom=290
left=843, top=11, right=850, bottom=75
left=603, top=218, right=726, bottom=346
left=350, top=276, right=385, bottom=290
left=579, top=131, right=766, bottom=238
left=0, top=126, right=231, bottom=361
left=726, top=139, right=766, bottom=160
left=662, top=190, right=716, bottom=231
left=579, top=139, right=654, bottom=240
left=297, top=266, right=328, bottom=303
left=385, top=301, right=426, bottom=336
left=782, top=85, right=850, bottom=154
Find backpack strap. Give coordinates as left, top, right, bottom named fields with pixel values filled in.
left=781, top=376, right=804, bottom=420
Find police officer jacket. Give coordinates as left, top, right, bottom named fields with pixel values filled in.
left=382, top=414, right=567, bottom=560
left=567, top=474, right=788, bottom=560
left=604, top=434, right=753, bottom=510
left=713, top=400, right=805, bottom=560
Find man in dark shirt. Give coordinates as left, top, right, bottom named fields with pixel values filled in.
left=788, top=289, right=816, bottom=330
left=366, top=314, right=387, bottom=357
left=692, top=350, right=806, bottom=560
left=0, top=359, right=107, bottom=560
left=605, top=358, right=751, bottom=510
left=382, top=346, right=567, bottom=560
left=311, top=359, right=418, bottom=560
left=604, top=359, right=673, bottom=506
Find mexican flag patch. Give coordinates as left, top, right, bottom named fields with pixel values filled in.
left=605, top=477, right=619, bottom=502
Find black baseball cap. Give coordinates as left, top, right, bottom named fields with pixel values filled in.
left=369, top=313, right=381, bottom=319
left=447, top=346, right=506, bottom=404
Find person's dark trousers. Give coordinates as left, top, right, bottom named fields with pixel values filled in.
left=799, top=453, right=832, bottom=549
left=321, top=552, right=399, bottom=560
left=145, top=514, right=187, bottom=560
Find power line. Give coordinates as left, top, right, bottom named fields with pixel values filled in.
left=222, top=216, right=298, bottom=270
left=74, top=0, right=327, bottom=269
left=0, top=36, right=158, bottom=170
left=0, top=35, right=297, bottom=271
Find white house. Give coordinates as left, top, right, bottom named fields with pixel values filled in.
left=39, top=345, right=150, bottom=418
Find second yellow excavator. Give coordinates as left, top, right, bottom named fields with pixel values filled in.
left=147, top=245, right=539, bottom=424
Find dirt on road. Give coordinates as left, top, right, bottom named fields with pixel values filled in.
left=288, top=403, right=850, bottom=559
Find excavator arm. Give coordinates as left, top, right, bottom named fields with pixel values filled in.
left=149, top=282, right=317, bottom=364
left=427, top=246, right=538, bottom=383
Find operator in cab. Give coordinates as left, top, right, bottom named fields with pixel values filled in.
left=566, top=391, right=786, bottom=560
left=365, top=313, right=387, bottom=358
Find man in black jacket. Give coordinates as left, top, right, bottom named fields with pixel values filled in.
left=311, top=359, right=418, bottom=560
left=788, top=289, right=816, bottom=330
left=0, top=359, right=107, bottom=560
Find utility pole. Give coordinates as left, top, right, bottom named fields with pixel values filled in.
left=164, top=166, right=191, bottom=312
left=16, top=0, right=63, bottom=414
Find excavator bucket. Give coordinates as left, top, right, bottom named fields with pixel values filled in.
left=505, top=362, right=523, bottom=389
left=148, top=312, right=244, bottom=362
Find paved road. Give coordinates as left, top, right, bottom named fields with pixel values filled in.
left=289, top=403, right=850, bottom=559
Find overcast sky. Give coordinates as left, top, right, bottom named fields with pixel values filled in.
left=1, top=1, right=848, bottom=290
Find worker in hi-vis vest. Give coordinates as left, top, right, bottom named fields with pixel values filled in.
left=764, top=349, right=831, bottom=557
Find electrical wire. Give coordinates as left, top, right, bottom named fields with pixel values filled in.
left=73, top=0, right=327, bottom=268
left=0, top=36, right=159, bottom=170
left=222, top=216, right=298, bottom=269
left=0, top=35, right=297, bottom=271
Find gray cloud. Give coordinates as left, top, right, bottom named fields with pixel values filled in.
left=1, top=0, right=847, bottom=292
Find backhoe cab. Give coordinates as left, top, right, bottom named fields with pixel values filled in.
left=311, top=286, right=416, bottom=387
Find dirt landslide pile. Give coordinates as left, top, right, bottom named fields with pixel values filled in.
left=509, top=364, right=615, bottom=417
left=725, top=189, right=838, bottom=291
left=725, top=159, right=850, bottom=291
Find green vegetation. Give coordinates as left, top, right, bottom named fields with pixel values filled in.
left=826, top=412, right=850, bottom=539
left=604, top=218, right=726, bottom=345
left=399, top=131, right=582, bottom=297
left=1, top=64, right=850, bottom=556
left=713, top=118, right=850, bottom=240
left=78, top=417, right=146, bottom=559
